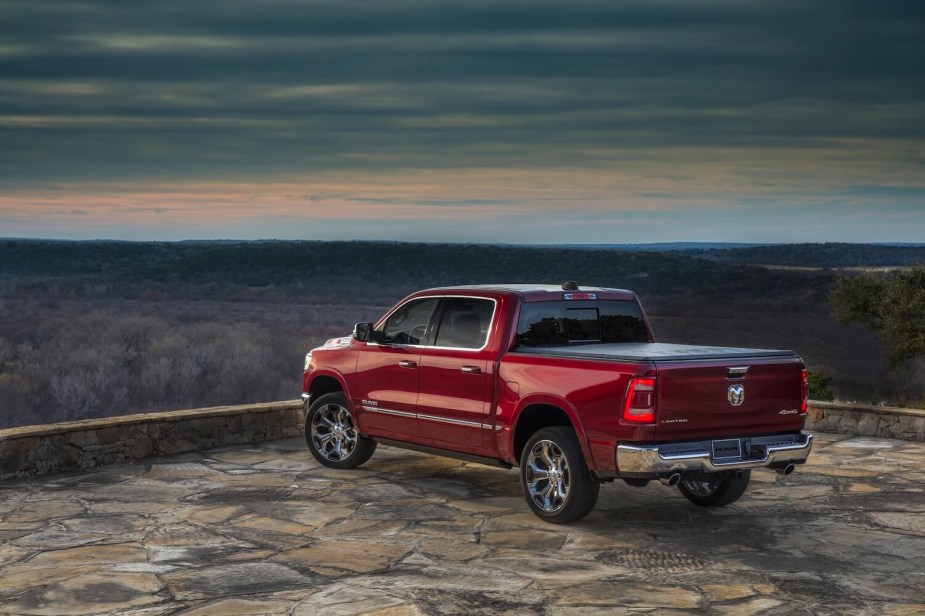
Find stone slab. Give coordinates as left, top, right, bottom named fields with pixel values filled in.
left=0, top=436, right=922, bottom=614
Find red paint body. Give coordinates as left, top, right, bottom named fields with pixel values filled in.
left=302, top=285, right=807, bottom=475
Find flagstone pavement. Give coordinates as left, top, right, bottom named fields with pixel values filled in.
left=1, top=432, right=924, bottom=615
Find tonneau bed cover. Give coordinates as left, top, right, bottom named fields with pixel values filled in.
left=514, top=342, right=796, bottom=362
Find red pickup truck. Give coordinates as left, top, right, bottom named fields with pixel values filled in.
left=301, top=283, right=812, bottom=523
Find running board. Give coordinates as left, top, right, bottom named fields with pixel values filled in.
left=374, top=438, right=513, bottom=470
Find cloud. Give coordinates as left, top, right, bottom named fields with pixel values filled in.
left=0, top=0, right=923, bottom=241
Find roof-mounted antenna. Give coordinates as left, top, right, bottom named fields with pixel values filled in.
left=561, top=280, right=579, bottom=291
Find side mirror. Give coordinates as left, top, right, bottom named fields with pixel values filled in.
left=353, top=322, right=373, bottom=342
left=354, top=322, right=388, bottom=344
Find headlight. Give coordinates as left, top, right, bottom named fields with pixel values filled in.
left=304, top=352, right=312, bottom=371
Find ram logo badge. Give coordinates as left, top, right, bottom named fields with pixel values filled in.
left=727, top=384, right=745, bottom=406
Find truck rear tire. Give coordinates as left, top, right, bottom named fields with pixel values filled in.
left=520, top=427, right=599, bottom=524
left=305, top=392, right=377, bottom=469
left=677, top=470, right=751, bottom=507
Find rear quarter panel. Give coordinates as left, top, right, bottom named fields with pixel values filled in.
left=497, top=353, right=654, bottom=472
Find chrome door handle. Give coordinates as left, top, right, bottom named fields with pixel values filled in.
left=398, top=360, right=417, bottom=369
left=461, top=365, right=481, bottom=374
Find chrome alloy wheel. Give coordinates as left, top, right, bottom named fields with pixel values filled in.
left=310, top=403, right=359, bottom=462
left=525, top=440, right=570, bottom=513
left=680, top=479, right=720, bottom=497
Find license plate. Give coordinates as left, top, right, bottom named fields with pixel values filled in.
left=712, top=438, right=742, bottom=460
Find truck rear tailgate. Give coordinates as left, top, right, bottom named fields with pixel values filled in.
left=655, top=356, right=806, bottom=441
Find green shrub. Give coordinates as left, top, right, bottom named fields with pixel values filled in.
left=807, top=371, right=835, bottom=402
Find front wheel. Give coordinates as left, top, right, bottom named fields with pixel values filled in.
left=520, top=427, right=600, bottom=524
left=305, top=392, right=376, bottom=469
left=677, top=470, right=751, bottom=507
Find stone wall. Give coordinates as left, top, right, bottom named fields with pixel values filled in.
left=0, top=400, right=304, bottom=480
left=2, top=399, right=923, bottom=481
left=806, top=401, right=925, bottom=441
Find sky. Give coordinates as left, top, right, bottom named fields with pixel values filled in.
left=1, top=0, right=924, bottom=244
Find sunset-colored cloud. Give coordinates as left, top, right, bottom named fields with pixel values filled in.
left=1, top=0, right=923, bottom=242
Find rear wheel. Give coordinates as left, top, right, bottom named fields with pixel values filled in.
left=677, top=470, right=751, bottom=507
left=305, top=392, right=376, bottom=469
left=520, top=427, right=599, bottom=524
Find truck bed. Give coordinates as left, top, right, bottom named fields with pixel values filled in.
left=514, top=342, right=796, bottom=362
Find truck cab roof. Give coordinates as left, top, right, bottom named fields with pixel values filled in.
left=417, top=284, right=638, bottom=302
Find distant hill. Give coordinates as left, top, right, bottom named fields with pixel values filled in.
left=0, top=238, right=827, bottom=303
left=0, top=238, right=921, bottom=427
left=529, top=242, right=769, bottom=251
left=679, top=242, right=925, bottom=268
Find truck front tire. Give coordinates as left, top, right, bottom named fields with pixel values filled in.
left=520, top=427, right=600, bottom=524
left=677, top=470, right=751, bottom=507
left=305, top=392, right=377, bottom=469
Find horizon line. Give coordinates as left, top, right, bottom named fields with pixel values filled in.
left=3, top=237, right=925, bottom=249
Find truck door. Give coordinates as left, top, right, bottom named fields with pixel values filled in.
left=353, top=297, right=440, bottom=440
left=416, top=297, right=496, bottom=452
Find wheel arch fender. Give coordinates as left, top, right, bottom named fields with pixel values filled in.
left=509, top=394, right=594, bottom=468
left=306, top=370, right=352, bottom=408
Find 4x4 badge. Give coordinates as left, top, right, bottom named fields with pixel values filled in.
left=728, top=384, right=745, bottom=406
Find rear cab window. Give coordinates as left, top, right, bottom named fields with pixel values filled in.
left=434, top=297, right=496, bottom=349
left=515, top=300, right=649, bottom=348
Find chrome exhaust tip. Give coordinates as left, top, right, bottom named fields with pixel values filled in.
left=773, top=463, right=795, bottom=476
left=660, top=473, right=681, bottom=487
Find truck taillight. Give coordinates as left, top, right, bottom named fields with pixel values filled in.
left=800, top=369, right=808, bottom=415
left=623, top=377, right=656, bottom=423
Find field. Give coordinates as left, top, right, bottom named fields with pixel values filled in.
left=1, top=240, right=923, bottom=429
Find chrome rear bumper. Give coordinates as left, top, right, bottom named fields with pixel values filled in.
left=616, top=432, right=813, bottom=475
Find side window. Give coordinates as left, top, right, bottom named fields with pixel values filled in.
left=379, top=298, right=440, bottom=345
left=434, top=298, right=495, bottom=349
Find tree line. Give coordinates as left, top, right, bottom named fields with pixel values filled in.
left=0, top=240, right=921, bottom=429
left=684, top=242, right=925, bottom=268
